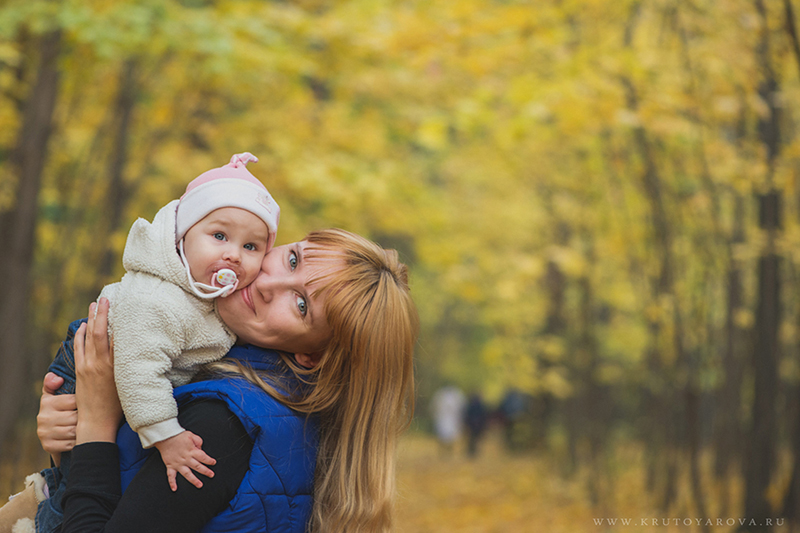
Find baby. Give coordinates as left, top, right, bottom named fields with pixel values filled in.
left=99, top=151, right=278, bottom=488
left=0, top=153, right=279, bottom=533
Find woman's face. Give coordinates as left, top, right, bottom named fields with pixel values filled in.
left=217, top=240, right=334, bottom=355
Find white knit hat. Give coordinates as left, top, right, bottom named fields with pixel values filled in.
left=175, top=153, right=280, bottom=251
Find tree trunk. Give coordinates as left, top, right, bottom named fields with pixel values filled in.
left=620, top=3, right=687, bottom=509
left=714, top=193, right=747, bottom=516
left=784, top=0, right=800, bottom=75
left=744, top=2, right=782, bottom=530
left=98, top=59, right=139, bottom=285
left=744, top=199, right=780, bottom=532
left=782, top=2, right=800, bottom=530
left=622, top=74, right=686, bottom=511
left=575, top=236, right=611, bottom=507
left=783, top=384, right=800, bottom=527
left=0, top=30, right=61, bottom=454
left=538, top=219, right=569, bottom=451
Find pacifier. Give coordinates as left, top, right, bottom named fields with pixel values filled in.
left=179, top=239, right=240, bottom=300
left=215, top=268, right=238, bottom=288
left=209, top=268, right=238, bottom=298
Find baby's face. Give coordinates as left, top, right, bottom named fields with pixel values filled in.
left=182, top=207, right=270, bottom=290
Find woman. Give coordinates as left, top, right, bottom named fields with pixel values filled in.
left=37, top=228, right=418, bottom=533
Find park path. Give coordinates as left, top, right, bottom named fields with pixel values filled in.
left=395, top=430, right=597, bottom=533
left=394, top=431, right=744, bottom=533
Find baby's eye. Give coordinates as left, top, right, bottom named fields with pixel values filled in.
left=213, top=232, right=226, bottom=241
left=244, top=243, right=256, bottom=251
left=289, top=251, right=298, bottom=271
left=296, top=295, right=307, bottom=317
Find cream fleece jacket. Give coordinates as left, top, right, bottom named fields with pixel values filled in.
left=99, top=199, right=236, bottom=448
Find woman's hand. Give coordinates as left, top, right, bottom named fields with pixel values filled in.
left=37, top=373, right=77, bottom=465
left=74, top=298, right=123, bottom=444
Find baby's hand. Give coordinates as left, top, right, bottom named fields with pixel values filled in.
left=154, top=430, right=216, bottom=491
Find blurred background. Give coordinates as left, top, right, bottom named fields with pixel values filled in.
left=1, top=0, right=799, bottom=531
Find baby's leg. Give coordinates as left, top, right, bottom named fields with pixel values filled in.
left=45, top=319, right=86, bottom=396
left=33, top=462, right=68, bottom=533
left=30, top=318, right=85, bottom=532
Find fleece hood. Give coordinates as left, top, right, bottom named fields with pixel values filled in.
left=121, top=200, right=191, bottom=293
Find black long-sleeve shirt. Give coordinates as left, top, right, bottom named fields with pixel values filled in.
left=62, top=399, right=253, bottom=533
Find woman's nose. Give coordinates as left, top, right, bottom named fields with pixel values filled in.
left=254, top=272, right=287, bottom=302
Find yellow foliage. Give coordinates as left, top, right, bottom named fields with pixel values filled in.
left=1, top=0, right=795, bottom=431
left=538, top=335, right=566, bottom=363
left=416, top=116, right=449, bottom=151
left=733, top=308, right=755, bottom=330
left=542, top=367, right=573, bottom=399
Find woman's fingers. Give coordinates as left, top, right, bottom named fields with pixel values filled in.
left=87, top=299, right=98, bottom=327
left=73, top=322, right=87, bottom=372
left=38, top=430, right=77, bottom=455
left=37, top=373, right=78, bottom=457
left=74, top=299, right=122, bottom=444
left=84, top=301, right=96, bottom=347
left=38, top=396, right=78, bottom=429
left=91, top=298, right=110, bottom=352
left=38, top=383, right=77, bottom=424
left=38, top=423, right=77, bottom=453
left=79, top=301, right=98, bottom=374
left=76, top=300, right=112, bottom=376
left=50, top=393, right=78, bottom=414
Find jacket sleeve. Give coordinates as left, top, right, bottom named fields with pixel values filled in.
left=62, top=399, right=253, bottom=533
left=110, top=290, right=186, bottom=448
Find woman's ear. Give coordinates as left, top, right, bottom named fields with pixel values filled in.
left=294, top=352, right=322, bottom=369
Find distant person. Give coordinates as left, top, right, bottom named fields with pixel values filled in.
left=430, top=385, right=466, bottom=455
left=499, top=388, right=528, bottom=451
left=464, top=392, right=489, bottom=458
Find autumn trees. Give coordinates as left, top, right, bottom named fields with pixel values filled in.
left=0, top=26, right=61, bottom=461
left=1, top=0, right=800, bottom=529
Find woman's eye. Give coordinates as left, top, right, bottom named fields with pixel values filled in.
left=296, top=295, right=307, bottom=317
left=289, top=251, right=298, bottom=271
left=213, top=232, right=226, bottom=241
left=244, top=243, right=256, bottom=251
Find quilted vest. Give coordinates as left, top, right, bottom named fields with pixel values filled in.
left=116, top=345, right=317, bottom=533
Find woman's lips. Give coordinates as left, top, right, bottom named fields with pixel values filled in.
left=241, top=284, right=255, bottom=313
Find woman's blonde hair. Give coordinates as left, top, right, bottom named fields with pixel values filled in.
left=206, top=228, right=418, bottom=533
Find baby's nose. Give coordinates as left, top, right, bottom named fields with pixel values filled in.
left=223, top=247, right=241, bottom=262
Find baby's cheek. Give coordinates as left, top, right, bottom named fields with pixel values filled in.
left=240, top=256, right=265, bottom=286
left=239, top=271, right=256, bottom=288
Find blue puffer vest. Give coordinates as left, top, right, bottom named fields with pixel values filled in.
left=116, top=345, right=318, bottom=533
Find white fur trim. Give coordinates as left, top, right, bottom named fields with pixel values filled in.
left=12, top=517, right=35, bottom=533
left=23, top=473, right=46, bottom=504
